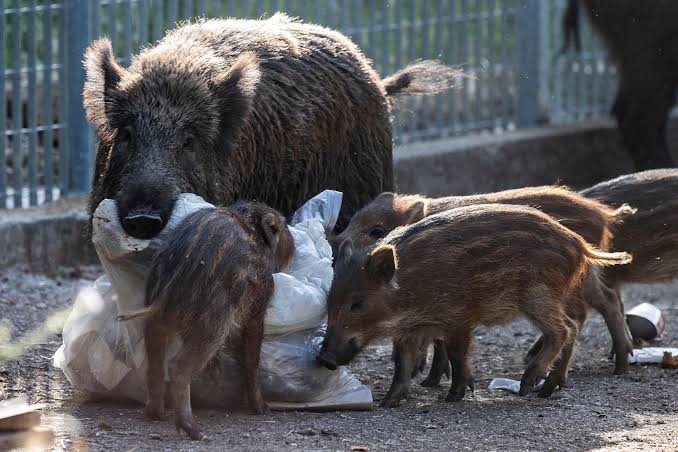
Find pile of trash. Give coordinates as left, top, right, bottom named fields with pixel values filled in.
left=53, top=191, right=372, bottom=410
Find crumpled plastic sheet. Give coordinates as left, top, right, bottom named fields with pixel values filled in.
left=53, top=190, right=372, bottom=410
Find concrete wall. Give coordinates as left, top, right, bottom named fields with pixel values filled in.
left=3, top=119, right=675, bottom=272
left=0, top=197, right=98, bottom=273
left=394, top=118, right=678, bottom=196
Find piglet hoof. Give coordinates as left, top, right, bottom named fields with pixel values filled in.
left=248, top=400, right=270, bottom=415
left=537, top=379, right=560, bottom=398
left=379, top=397, right=403, bottom=409
left=175, top=416, right=205, bottom=441
left=518, top=377, right=536, bottom=396
left=445, top=386, right=466, bottom=402
left=613, top=359, right=629, bottom=376
left=420, top=374, right=442, bottom=387
left=421, top=362, right=451, bottom=387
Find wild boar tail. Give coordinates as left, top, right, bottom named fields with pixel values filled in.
left=382, top=60, right=462, bottom=97
left=116, top=303, right=163, bottom=322
left=583, top=246, right=633, bottom=267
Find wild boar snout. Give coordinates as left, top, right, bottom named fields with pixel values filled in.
left=116, top=180, right=178, bottom=239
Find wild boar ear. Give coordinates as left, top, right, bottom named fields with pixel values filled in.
left=366, top=244, right=397, bottom=284
left=336, top=238, right=353, bottom=267
left=405, top=200, right=426, bottom=224
left=83, top=38, right=127, bottom=134
left=261, top=212, right=281, bottom=252
left=214, top=52, right=261, bottom=148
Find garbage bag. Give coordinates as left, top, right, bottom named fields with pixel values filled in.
left=53, top=191, right=372, bottom=410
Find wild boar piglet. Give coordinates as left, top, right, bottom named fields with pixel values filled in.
left=118, top=201, right=294, bottom=440
left=319, top=204, right=631, bottom=407
left=581, top=168, right=678, bottom=288
left=333, top=185, right=635, bottom=382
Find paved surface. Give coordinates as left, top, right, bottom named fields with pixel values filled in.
left=0, top=265, right=676, bottom=451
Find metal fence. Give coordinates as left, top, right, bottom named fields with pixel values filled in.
left=2, top=0, right=616, bottom=209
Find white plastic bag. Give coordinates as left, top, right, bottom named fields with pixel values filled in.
left=54, top=191, right=372, bottom=410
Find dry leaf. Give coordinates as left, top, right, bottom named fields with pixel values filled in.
left=661, top=352, right=678, bottom=369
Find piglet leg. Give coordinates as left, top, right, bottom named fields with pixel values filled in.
left=444, top=329, right=474, bottom=402
left=421, top=339, right=451, bottom=387
left=144, top=320, right=168, bottom=420
left=240, top=309, right=269, bottom=415
left=381, top=336, right=418, bottom=408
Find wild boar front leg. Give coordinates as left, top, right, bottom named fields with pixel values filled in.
left=381, top=336, right=419, bottom=408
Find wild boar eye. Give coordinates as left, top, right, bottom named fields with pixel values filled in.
left=117, top=127, right=132, bottom=144
left=182, top=136, right=195, bottom=150
left=350, top=298, right=367, bottom=313
left=368, top=226, right=385, bottom=240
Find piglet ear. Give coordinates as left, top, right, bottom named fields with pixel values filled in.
left=366, top=244, right=397, bottom=284
left=406, top=200, right=426, bottom=224
left=214, top=52, right=261, bottom=148
left=261, top=212, right=281, bottom=252
left=83, top=38, right=128, bottom=136
left=336, top=238, right=354, bottom=267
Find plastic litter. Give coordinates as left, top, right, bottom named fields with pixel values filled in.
left=626, top=303, right=665, bottom=341
left=53, top=190, right=372, bottom=410
left=488, top=377, right=545, bottom=394
left=629, top=347, right=678, bottom=365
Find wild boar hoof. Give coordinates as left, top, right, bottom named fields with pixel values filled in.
left=420, top=374, right=442, bottom=387
left=613, top=360, right=629, bottom=375
left=379, top=397, right=403, bottom=408
left=518, top=382, right=533, bottom=396
left=445, top=387, right=466, bottom=402
left=248, top=401, right=270, bottom=415
left=175, top=416, right=204, bottom=441
left=537, top=378, right=562, bottom=398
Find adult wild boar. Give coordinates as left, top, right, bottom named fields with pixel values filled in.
left=563, top=0, right=678, bottom=170
left=84, top=14, right=458, bottom=238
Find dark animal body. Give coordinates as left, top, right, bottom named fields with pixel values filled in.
left=333, top=185, right=635, bottom=385
left=319, top=204, right=631, bottom=407
left=84, top=14, right=458, bottom=238
left=564, top=0, right=678, bottom=170
left=117, top=201, right=294, bottom=440
left=581, top=169, right=678, bottom=287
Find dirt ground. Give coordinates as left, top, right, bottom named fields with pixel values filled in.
left=0, top=265, right=676, bottom=452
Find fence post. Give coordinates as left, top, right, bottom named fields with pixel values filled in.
left=65, top=0, right=93, bottom=195
left=516, top=0, right=542, bottom=128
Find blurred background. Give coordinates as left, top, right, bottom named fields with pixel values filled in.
left=0, top=0, right=653, bottom=209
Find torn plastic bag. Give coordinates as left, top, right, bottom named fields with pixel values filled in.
left=53, top=191, right=372, bottom=410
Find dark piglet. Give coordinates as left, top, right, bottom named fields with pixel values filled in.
left=117, top=201, right=294, bottom=440
left=581, top=168, right=678, bottom=291
left=333, top=186, right=636, bottom=383
left=319, top=204, right=631, bottom=407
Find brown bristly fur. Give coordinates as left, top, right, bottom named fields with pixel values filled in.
left=83, top=14, right=462, bottom=236
left=320, top=204, right=631, bottom=407
left=581, top=168, right=678, bottom=286
left=118, top=201, right=294, bottom=440
left=333, top=184, right=636, bottom=381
